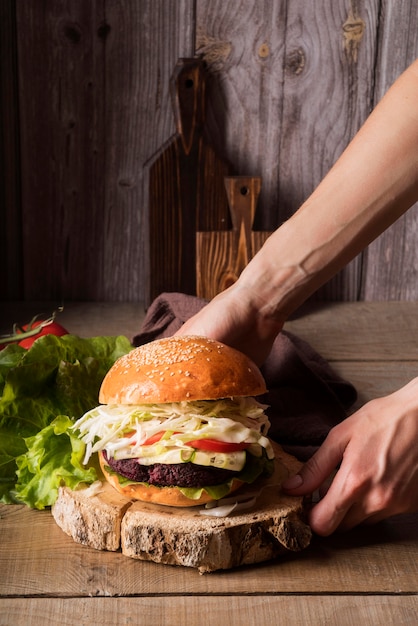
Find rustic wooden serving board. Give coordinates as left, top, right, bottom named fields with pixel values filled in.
left=196, top=176, right=272, bottom=300
left=144, top=56, right=232, bottom=307
left=51, top=442, right=311, bottom=573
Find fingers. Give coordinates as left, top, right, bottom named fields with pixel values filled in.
left=282, top=381, right=418, bottom=535
left=283, top=436, right=388, bottom=536
left=282, top=425, right=349, bottom=496
left=281, top=421, right=358, bottom=536
left=306, top=469, right=358, bottom=536
left=309, top=480, right=393, bottom=535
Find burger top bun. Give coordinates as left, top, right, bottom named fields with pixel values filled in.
left=99, top=335, right=267, bottom=405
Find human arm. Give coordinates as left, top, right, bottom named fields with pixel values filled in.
left=282, top=377, right=418, bottom=535
left=176, top=60, right=418, bottom=534
left=177, top=60, right=418, bottom=364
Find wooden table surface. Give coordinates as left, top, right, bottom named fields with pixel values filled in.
left=1, top=301, right=418, bottom=625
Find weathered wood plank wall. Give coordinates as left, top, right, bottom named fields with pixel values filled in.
left=0, top=0, right=22, bottom=300
left=360, top=1, right=418, bottom=300
left=1, top=0, right=417, bottom=303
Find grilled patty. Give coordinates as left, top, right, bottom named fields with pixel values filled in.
left=103, top=451, right=239, bottom=488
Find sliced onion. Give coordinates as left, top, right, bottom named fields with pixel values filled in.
left=199, top=479, right=284, bottom=518
left=199, top=494, right=258, bottom=517
left=200, top=502, right=238, bottom=517
left=79, top=480, right=103, bottom=497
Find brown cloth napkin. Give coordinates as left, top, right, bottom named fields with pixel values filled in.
left=133, top=292, right=357, bottom=460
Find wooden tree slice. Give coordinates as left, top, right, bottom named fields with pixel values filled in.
left=51, top=443, right=311, bottom=573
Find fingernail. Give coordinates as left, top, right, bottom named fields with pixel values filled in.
left=282, top=474, right=303, bottom=489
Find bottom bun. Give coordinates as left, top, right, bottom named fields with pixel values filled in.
left=99, top=451, right=244, bottom=507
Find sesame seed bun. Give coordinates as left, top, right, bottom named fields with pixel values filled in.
left=99, top=335, right=267, bottom=404
left=97, top=335, right=268, bottom=507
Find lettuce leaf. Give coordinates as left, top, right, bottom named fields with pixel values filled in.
left=0, top=427, right=28, bottom=501
left=14, top=415, right=97, bottom=509
left=0, top=334, right=132, bottom=507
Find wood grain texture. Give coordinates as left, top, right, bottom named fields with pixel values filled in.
left=275, top=0, right=377, bottom=302
left=1, top=302, right=418, bottom=623
left=196, top=176, right=271, bottom=299
left=103, top=1, right=195, bottom=302
left=196, top=0, right=373, bottom=302
left=16, top=1, right=107, bottom=300
left=285, top=301, right=418, bottom=361
left=2, top=503, right=418, bottom=596
left=3, top=1, right=418, bottom=302
left=197, top=0, right=418, bottom=302
left=360, top=2, right=418, bottom=300
left=196, top=0, right=287, bottom=230
left=144, top=57, right=231, bottom=306
left=1, top=596, right=418, bottom=626
left=15, top=0, right=194, bottom=302
left=0, top=1, right=22, bottom=300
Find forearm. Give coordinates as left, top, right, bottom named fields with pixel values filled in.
left=238, top=60, right=418, bottom=321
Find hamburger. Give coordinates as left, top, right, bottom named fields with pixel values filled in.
left=74, top=335, right=274, bottom=507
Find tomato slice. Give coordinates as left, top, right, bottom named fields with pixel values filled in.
left=143, top=431, right=166, bottom=446
left=142, top=433, right=249, bottom=453
left=143, top=431, right=181, bottom=446
left=186, top=439, right=249, bottom=453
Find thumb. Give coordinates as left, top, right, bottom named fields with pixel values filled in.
left=282, top=430, right=346, bottom=495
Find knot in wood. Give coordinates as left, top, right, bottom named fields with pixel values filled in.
left=97, top=21, right=111, bottom=41
left=258, top=43, right=270, bottom=59
left=343, top=11, right=365, bottom=62
left=196, top=27, right=232, bottom=72
left=60, top=21, right=82, bottom=45
left=343, top=16, right=365, bottom=37
left=285, top=48, right=305, bottom=75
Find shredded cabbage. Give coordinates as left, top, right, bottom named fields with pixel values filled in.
left=73, top=397, right=274, bottom=464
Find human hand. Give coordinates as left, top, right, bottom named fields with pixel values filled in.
left=175, top=283, right=285, bottom=366
left=282, top=377, right=418, bottom=535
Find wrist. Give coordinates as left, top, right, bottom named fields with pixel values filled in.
left=230, top=269, right=288, bottom=336
left=237, top=224, right=313, bottom=322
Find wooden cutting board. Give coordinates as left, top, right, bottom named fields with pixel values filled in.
left=51, top=442, right=312, bottom=574
left=144, top=57, right=232, bottom=307
left=196, top=176, right=272, bottom=300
